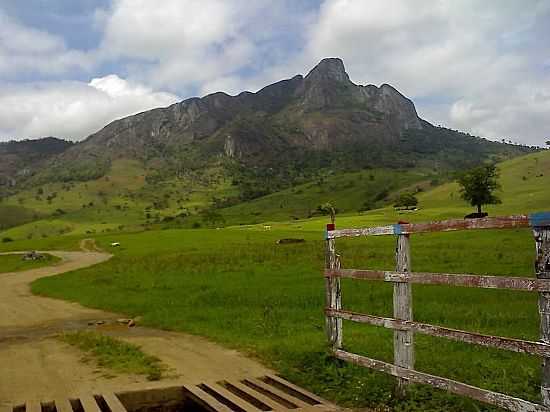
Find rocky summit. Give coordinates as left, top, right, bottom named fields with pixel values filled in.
left=1, top=58, right=532, bottom=188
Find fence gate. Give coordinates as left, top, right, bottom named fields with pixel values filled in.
left=324, top=213, right=550, bottom=412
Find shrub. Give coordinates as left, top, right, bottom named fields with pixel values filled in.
left=2, top=237, right=13, bottom=243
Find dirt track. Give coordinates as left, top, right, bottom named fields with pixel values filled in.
left=0, top=249, right=271, bottom=406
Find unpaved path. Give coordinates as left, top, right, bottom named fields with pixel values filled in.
left=0, top=249, right=271, bottom=406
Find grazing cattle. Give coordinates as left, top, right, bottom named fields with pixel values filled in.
left=263, top=225, right=272, bottom=230
left=111, top=242, right=121, bottom=247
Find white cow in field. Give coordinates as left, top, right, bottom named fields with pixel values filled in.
left=263, top=225, right=272, bottom=230
left=111, top=242, right=120, bottom=247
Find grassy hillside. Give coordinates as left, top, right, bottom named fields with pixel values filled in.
left=253, top=149, right=550, bottom=233
left=9, top=149, right=549, bottom=411
left=0, top=159, right=438, bottom=239
left=218, top=168, right=436, bottom=225
left=0, top=159, right=238, bottom=239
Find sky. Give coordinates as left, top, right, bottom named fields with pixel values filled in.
left=0, top=0, right=548, bottom=146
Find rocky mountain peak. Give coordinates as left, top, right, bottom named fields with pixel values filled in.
left=304, top=57, right=351, bottom=84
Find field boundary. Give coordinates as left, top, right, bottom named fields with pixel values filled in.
left=324, top=212, right=550, bottom=412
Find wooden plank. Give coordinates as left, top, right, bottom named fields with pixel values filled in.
left=201, top=382, right=260, bottom=412
left=327, top=225, right=395, bottom=239
left=102, top=393, right=127, bottom=412
left=335, top=349, right=550, bottom=412
left=324, top=269, right=385, bottom=281
left=183, top=385, right=233, bottom=412
left=325, top=225, right=342, bottom=350
left=244, top=378, right=310, bottom=409
left=327, top=308, right=550, bottom=357
left=393, top=234, right=414, bottom=397
left=263, top=375, right=324, bottom=405
left=0, top=405, right=12, bottom=412
left=79, top=396, right=101, bottom=412
left=225, top=380, right=285, bottom=411
left=384, top=271, right=550, bottom=292
left=328, top=215, right=531, bottom=238
left=325, top=268, right=550, bottom=292
left=535, top=227, right=550, bottom=407
left=53, top=399, right=73, bottom=412
left=25, top=401, right=41, bottom=412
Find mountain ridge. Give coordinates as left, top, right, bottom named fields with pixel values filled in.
left=1, top=58, right=536, bottom=196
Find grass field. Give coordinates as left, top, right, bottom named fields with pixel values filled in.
left=7, top=149, right=550, bottom=411
left=31, top=226, right=541, bottom=411
left=218, top=168, right=435, bottom=225
left=61, top=331, right=164, bottom=381
left=0, top=253, right=60, bottom=273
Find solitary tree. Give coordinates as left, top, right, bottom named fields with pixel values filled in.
left=546, top=140, right=550, bottom=147
left=457, top=164, right=501, bottom=215
left=394, top=193, right=418, bottom=210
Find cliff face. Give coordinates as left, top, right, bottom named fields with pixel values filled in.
left=52, top=58, right=423, bottom=165
left=24, top=58, right=532, bottom=185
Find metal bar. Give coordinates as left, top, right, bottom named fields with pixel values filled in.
left=53, top=399, right=73, bottom=412
left=393, top=233, right=414, bottom=397
left=101, top=394, right=127, bottom=412
left=25, top=401, right=41, bottom=412
left=224, top=380, right=286, bottom=411
left=327, top=308, right=550, bottom=357
left=325, top=268, right=550, bottom=292
left=202, top=382, right=260, bottom=412
left=535, top=227, right=550, bottom=406
left=263, top=375, right=324, bottom=405
left=183, top=385, right=234, bottom=412
left=79, top=396, right=101, bottom=412
left=244, top=378, right=309, bottom=409
left=335, top=349, right=549, bottom=412
left=328, top=214, right=532, bottom=238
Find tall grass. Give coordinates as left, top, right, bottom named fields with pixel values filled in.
left=33, top=227, right=541, bottom=411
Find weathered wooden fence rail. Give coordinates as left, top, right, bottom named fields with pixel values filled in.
left=324, top=213, right=550, bottom=412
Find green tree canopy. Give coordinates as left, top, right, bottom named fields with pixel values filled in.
left=394, top=193, right=418, bottom=209
left=457, top=164, right=501, bottom=214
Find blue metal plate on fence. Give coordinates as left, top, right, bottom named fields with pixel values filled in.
left=529, top=212, right=550, bottom=227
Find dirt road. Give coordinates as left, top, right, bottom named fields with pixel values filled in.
left=0, top=250, right=271, bottom=406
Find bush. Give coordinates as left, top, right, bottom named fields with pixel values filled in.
left=2, top=237, right=13, bottom=243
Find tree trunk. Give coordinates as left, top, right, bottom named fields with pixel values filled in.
left=477, top=204, right=482, bottom=214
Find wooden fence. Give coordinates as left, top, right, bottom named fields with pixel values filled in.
left=324, top=213, right=550, bottom=412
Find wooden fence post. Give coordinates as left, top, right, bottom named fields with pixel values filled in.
left=325, top=223, right=342, bottom=350
left=394, top=233, right=414, bottom=397
left=534, top=226, right=550, bottom=407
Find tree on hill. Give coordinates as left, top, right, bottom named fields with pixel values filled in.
left=317, top=202, right=336, bottom=223
left=546, top=140, right=550, bottom=147
left=457, top=164, right=501, bottom=215
left=394, top=193, right=418, bottom=210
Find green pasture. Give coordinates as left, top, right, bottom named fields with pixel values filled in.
left=4, top=149, right=550, bottom=411
left=32, top=225, right=543, bottom=411
left=0, top=253, right=60, bottom=273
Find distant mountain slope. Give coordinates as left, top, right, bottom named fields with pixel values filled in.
left=0, top=137, right=72, bottom=190
left=32, top=58, right=533, bottom=188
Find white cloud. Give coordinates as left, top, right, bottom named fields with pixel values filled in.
left=297, top=0, right=550, bottom=145
left=97, top=0, right=313, bottom=94
left=0, top=10, right=94, bottom=77
left=0, top=75, right=180, bottom=141
left=1, top=0, right=548, bottom=146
